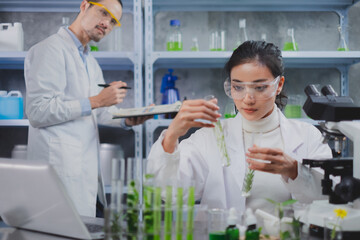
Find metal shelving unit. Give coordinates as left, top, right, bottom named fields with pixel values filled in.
left=144, top=0, right=360, bottom=155
left=0, top=0, right=144, bottom=161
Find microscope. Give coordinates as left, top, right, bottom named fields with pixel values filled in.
left=302, top=84, right=360, bottom=237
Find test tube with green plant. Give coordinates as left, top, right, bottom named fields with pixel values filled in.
left=175, top=187, right=184, bottom=240
left=153, top=187, right=162, bottom=240
left=186, top=186, right=195, bottom=240
left=144, top=174, right=155, bottom=240
left=164, top=185, right=173, bottom=240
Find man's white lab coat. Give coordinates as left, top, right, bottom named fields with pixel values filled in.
left=25, top=28, right=123, bottom=217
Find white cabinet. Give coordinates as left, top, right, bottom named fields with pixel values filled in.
left=0, top=0, right=144, bottom=159
left=144, top=0, right=360, bottom=155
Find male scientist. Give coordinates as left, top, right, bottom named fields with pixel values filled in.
left=25, top=0, right=147, bottom=217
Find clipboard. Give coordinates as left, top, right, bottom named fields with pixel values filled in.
left=112, top=101, right=182, bottom=118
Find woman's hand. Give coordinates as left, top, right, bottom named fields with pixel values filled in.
left=162, top=99, right=221, bottom=153
left=246, top=146, right=298, bottom=180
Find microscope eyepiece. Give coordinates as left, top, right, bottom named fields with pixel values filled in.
left=321, top=85, right=338, bottom=97
left=305, top=84, right=321, bottom=97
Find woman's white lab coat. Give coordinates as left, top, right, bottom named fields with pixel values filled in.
left=25, top=28, right=123, bottom=217
left=147, top=108, right=332, bottom=213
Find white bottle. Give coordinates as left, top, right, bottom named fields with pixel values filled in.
left=235, top=19, right=248, bottom=49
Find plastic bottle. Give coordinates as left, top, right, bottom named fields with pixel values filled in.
left=160, top=69, right=179, bottom=119
left=235, top=19, right=248, bottom=50
left=283, top=28, right=298, bottom=51
left=167, top=19, right=182, bottom=51
left=225, top=208, right=239, bottom=240
left=245, top=208, right=260, bottom=240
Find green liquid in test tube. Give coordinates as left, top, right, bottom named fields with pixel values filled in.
left=154, top=187, right=162, bottom=240
left=176, top=187, right=183, bottom=240
left=186, top=186, right=195, bottom=240
left=164, top=186, right=173, bottom=240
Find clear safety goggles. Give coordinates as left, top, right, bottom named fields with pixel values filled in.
left=224, top=75, right=281, bottom=100
left=88, top=1, right=121, bottom=27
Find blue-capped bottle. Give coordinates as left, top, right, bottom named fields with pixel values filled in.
left=167, top=19, right=183, bottom=51
left=161, top=69, right=180, bottom=119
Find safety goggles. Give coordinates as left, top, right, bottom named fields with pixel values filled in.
left=88, top=1, right=121, bottom=27
left=224, top=76, right=281, bottom=100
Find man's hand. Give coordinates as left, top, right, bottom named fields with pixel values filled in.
left=89, top=81, right=128, bottom=109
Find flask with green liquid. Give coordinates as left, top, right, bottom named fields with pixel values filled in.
left=283, top=28, right=298, bottom=51
left=337, top=26, right=349, bottom=51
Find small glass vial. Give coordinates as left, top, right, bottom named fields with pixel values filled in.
left=167, top=19, right=183, bottom=51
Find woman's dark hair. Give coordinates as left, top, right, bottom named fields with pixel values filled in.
left=224, top=40, right=287, bottom=110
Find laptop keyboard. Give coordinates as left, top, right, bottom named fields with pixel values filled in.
left=85, top=223, right=104, bottom=233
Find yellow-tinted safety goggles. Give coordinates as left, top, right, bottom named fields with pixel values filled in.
left=88, top=1, right=121, bottom=27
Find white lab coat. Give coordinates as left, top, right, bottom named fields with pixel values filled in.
left=147, top=108, right=332, bottom=214
left=25, top=28, right=124, bottom=217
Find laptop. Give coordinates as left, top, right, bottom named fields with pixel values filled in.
left=0, top=158, right=104, bottom=239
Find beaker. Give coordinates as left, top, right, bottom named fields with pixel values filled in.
left=208, top=209, right=227, bottom=240
left=284, top=95, right=302, bottom=118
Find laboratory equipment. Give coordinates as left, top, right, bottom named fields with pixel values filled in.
left=245, top=208, right=260, bottom=240
left=283, top=28, right=298, bottom=51
left=208, top=208, right=227, bottom=240
left=0, top=22, right=24, bottom=51
left=190, top=37, right=199, bottom=51
left=160, top=69, right=180, bottom=119
left=209, top=29, right=225, bottom=51
left=261, top=33, right=267, bottom=42
left=301, top=84, right=360, bottom=238
left=234, top=19, right=248, bottom=50
left=225, top=208, right=240, bottom=240
left=284, top=95, right=302, bottom=118
left=89, top=41, right=99, bottom=51
left=167, top=19, right=182, bottom=51
left=337, top=26, right=349, bottom=51
left=61, top=17, right=69, bottom=28
left=0, top=91, right=23, bottom=119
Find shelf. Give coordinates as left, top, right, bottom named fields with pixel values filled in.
left=151, top=0, right=359, bottom=12
left=0, top=51, right=136, bottom=70
left=150, top=51, right=360, bottom=69
left=0, top=119, right=29, bottom=126
left=0, top=0, right=134, bottom=13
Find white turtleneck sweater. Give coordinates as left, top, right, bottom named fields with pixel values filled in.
left=242, top=105, right=291, bottom=214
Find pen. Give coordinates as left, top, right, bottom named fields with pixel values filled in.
left=98, top=84, right=132, bottom=89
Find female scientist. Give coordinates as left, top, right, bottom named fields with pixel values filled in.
left=147, top=41, right=332, bottom=214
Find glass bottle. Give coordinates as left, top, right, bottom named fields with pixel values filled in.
left=283, top=28, right=299, bottom=51
left=167, top=19, right=183, bottom=51
left=234, top=19, right=248, bottom=50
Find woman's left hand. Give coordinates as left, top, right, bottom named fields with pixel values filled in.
left=246, top=146, right=298, bottom=180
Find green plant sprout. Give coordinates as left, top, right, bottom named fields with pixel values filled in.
left=214, top=121, right=231, bottom=167
left=242, top=168, right=255, bottom=196
left=266, top=198, right=299, bottom=240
